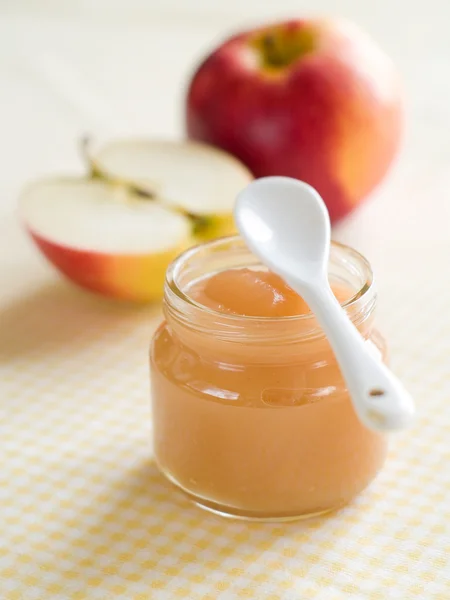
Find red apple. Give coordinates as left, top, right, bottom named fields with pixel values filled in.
left=185, top=18, right=403, bottom=222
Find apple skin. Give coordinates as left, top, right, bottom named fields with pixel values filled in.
left=185, top=18, right=403, bottom=222
left=29, top=230, right=191, bottom=303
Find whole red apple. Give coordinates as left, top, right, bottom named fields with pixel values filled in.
left=185, top=18, right=403, bottom=222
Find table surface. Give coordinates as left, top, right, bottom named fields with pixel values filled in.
left=1, top=2, right=450, bottom=599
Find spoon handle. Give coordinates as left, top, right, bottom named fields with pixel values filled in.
left=291, top=278, right=415, bottom=432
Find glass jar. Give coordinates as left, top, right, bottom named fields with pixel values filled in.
left=150, top=236, right=388, bottom=521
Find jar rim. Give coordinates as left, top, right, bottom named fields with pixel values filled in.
left=165, top=235, right=374, bottom=327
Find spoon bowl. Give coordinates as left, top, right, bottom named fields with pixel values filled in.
left=234, top=177, right=331, bottom=285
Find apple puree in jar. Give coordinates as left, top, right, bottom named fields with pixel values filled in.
left=150, top=237, right=388, bottom=520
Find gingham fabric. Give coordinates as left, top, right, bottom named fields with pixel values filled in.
left=2, top=0, right=450, bottom=596
left=1, top=215, right=449, bottom=599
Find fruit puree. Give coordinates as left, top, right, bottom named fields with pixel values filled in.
left=151, top=253, right=388, bottom=520
left=192, top=268, right=351, bottom=317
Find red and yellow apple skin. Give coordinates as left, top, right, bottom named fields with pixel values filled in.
left=185, top=18, right=403, bottom=222
left=29, top=231, right=190, bottom=303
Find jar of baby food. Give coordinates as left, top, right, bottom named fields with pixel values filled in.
left=150, top=236, right=388, bottom=521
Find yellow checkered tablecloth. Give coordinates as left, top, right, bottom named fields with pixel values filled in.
left=1, top=220, right=450, bottom=600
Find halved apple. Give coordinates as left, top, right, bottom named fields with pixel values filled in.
left=19, top=139, right=253, bottom=302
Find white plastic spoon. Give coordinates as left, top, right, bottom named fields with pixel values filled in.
left=234, top=176, right=415, bottom=432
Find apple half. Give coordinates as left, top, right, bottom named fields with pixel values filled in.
left=19, top=139, right=252, bottom=302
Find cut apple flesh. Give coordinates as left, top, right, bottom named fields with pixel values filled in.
left=92, top=139, right=252, bottom=216
left=19, top=178, right=191, bottom=254
left=20, top=140, right=252, bottom=255
left=18, top=139, right=252, bottom=302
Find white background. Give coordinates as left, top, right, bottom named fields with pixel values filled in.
left=1, top=1, right=449, bottom=373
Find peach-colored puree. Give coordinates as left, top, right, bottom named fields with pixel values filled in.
left=151, top=268, right=387, bottom=519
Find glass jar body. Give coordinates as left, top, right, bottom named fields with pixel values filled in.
left=150, top=237, right=388, bottom=521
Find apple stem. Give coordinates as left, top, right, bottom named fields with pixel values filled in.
left=259, top=29, right=315, bottom=69
left=262, top=34, right=284, bottom=67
